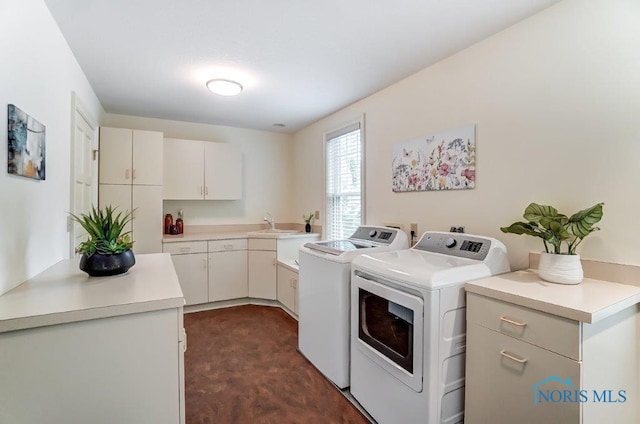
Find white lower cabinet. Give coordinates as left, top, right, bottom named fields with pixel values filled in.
left=248, top=249, right=277, bottom=299
left=276, top=264, right=298, bottom=314
left=163, top=241, right=208, bottom=305
left=465, top=291, right=639, bottom=424
left=208, top=240, right=248, bottom=301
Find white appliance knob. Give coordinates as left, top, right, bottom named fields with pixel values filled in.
left=444, top=238, right=457, bottom=248
left=369, top=230, right=378, bottom=237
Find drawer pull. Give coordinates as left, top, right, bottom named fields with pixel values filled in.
left=500, top=316, right=527, bottom=327
left=500, top=350, right=528, bottom=364
left=224, top=244, right=233, bottom=250
left=179, top=247, right=191, bottom=253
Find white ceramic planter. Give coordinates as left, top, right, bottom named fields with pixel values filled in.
left=538, top=252, right=583, bottom=285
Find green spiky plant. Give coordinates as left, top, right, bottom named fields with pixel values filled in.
left=70, top=205, right=134, bottom=256
left=500, top=202, right=604, bottom=254
left=302, top=212, right=314, bottom=224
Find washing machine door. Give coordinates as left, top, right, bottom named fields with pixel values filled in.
left=352, top=272, right=424, bottom=392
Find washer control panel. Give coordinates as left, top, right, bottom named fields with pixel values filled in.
left=350, top=226, right=398, bottom=245
left=414, top=231, right=492, bottom=260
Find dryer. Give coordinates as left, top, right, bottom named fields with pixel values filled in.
left=298, top=226, right=408, bottom=388
left=350, top=231, right=509, bottom=424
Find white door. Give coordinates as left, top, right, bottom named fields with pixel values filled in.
left=69, top=92, right=98, bottom=257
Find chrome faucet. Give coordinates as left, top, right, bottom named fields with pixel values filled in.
left=263, top=212, right=275, bottom=229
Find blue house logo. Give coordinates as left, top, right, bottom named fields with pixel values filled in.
left=532, top=375, right=627, bottom=405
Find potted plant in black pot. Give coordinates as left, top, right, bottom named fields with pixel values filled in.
left=70, top=205, right=136, bottom=277
left=500, top=202, right=603, bottom=284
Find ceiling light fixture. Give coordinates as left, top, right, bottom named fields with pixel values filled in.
left=206, top=79, right=243, bottom=96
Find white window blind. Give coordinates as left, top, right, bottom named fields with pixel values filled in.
left=326, top=122, right=362, bottom=240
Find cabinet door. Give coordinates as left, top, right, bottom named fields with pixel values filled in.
left=163, top=138, right=205, bottom=200
left=208, top=250, right=248, bottom=301
left=465, top=323, right=581, bottom=424
left=170, top=253, right=208, bottom=305
left=248, top=250, right=276, bottom=299
left=204, top=142, right=242, bottom=200
left=132, top=185, right=163, bottom=254
left=99, top=184, right=132, bottom=236
left=99, top=127, right=132, bottom=185
left=276, top=265, right=297, bottom=313
left=132, top=130, right=163, bottom=186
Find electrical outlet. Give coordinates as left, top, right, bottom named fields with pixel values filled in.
left=449, top=226, right=465, bottom=233
left=314, top=210, right=320, bottom=220
left=410, top=223, right=418, bottom=233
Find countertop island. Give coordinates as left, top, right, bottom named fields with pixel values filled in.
left=0, top=252, right=185, bottom=333
left=0, top=253, right=186, bottom=424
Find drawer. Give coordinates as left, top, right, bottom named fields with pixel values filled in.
left=465, top=323, right=580, bottom=424
left=208, top=239, right=247, bottom=252
left=162, top=241, right=207, bottom=255
left=248, top=238, right=277, bottom=251
left=466, top=292, right=580, bottom=360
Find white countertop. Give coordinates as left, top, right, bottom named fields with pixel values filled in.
left=163, top=230, right=320, bottom=242
left=465, top=269, right=640, bottom=323
left=0, top=253, right=185, bottom=333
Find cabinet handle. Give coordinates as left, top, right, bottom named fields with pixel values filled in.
left=132, top=169, right=136, bottom=179
left=500, top=316, right=527, bottom=327
left=125, top=169, right=130, bottom=179
left=205, top=186, right=209, bottom=196
left=200, top=186, right=204, bottom=195
left=224, top=244, right=233, bottom=250
left=500, top=349, right=527, bottom=364
left=179, top=247, right=191, bottom=253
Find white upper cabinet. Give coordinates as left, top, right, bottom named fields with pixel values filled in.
left=163, top=138, right=205, bottom=200
left=99, top=127, right=163, bottom=186
left=204, top=142, right=242, bottom=200
left=163, top=138, right=242, bottom=200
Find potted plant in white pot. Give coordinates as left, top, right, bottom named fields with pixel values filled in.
left=70, top=205, right=136, bottom=277
left=500, top=202, right=604, bottom=284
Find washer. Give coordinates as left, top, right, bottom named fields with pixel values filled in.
left=350, top=231, right=509, bottom=424
left=298, top=225, right=408, bottom=389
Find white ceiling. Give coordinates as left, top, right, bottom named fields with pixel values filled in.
left=44, top=0, right=559, bottom=133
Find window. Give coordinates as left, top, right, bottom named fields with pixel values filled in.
left=325, top=122, right=363, bottom=240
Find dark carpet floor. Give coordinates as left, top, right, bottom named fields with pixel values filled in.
left=184, top=305, right=370, bottom=424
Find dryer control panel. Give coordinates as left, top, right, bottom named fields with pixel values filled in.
left=414, top=231, right=492, bottom=261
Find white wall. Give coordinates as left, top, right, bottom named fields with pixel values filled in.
left=102, top=114, right=294, bottom=226
left=292, top=0, right=640, bottom=270
left=0, top=0, right=104, bottom=295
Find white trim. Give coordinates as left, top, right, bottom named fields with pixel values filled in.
left=69, top=91, right=98, bottom=258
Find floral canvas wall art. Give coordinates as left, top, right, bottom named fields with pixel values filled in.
left=392, top=124, right=475, bottom=192
left=8, top=104, right=46, bottom=180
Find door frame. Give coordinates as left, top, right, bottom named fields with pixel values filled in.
left=69, top=91, right=98, bottom=258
